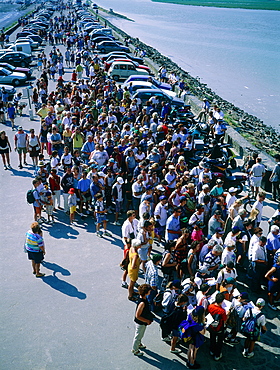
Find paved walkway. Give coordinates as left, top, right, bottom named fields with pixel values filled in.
left=0, top=14, right=279, bottom=370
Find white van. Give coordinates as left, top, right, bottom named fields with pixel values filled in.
left=7, top=42, right=32, bottom=55
left=108, top=61, right=149, bottom=81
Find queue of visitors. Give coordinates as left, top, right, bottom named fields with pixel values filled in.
left=8, top=5, right=278, bottom=368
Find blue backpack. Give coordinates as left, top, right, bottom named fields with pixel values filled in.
left=240, top=308, right=262, bottom=338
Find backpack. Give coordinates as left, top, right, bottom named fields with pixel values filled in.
left=178, top=317, right=197, bottom=343
left=240, top=308, right=262, bottom=338
left=162, top=289, right=176, bottom=314
left=208, top=313, right=222, bottom=331
left=26, top=189, right=36, bottom=204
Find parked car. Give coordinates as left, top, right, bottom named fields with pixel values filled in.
left=121, top=81, right=176, bottom=97
left=104, top=58, right=151, bottom=73
left=0, top=84, right=16, bottom=100
left=132, top=88, right=184, bottom=107
left=0, top=67, right=27, bottom=86
left=16, top=37, right=39, bottom=49
left=92, top=36, right=115, bottom=45
left=96, top=41, right=130, bottom=54
left=0, top=52, right=32, bottom=68
left=0, top=62, right=32, bottom=79
left=123, top=75, right=172, bottom=91
left=108, top=61, right=149, bottom=81
left=101, top=52, right=143, bottom=64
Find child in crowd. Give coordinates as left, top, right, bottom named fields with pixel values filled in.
left=94, top=193, right=111, bottom=238
left=68, top=188, right=77, bottom=224
left=45, top=191, right=54, bottom=224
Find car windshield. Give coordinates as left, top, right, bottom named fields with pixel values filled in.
left=1, top=68, right=11, bottom=75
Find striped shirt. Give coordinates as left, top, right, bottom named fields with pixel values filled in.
left=25, top=231, right=44, bottom=253
left=145, top=260, right=159, bottom=288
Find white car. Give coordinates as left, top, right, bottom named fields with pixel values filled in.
left=108, top=61, right=148, bottom=81
left=121, top=81, right=177, bottom=98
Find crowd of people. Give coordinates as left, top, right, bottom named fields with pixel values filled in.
left=4, top=4, right=279, bottom=368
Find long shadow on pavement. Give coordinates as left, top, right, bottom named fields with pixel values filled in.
left=139, top=349, right=185, bottom=369
left=46, top=221, right=79, bottom=239
left=42, top=272, right=86, bottom=300
left=42, top=261, right=71, bottom=276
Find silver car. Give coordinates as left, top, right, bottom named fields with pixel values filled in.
left=0, top=67, right=27, bottom=86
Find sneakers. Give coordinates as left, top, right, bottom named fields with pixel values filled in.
left=132, top=350, right=144, bottom=356
left=4, top=165, right=7, bottom=170
left=162, top=336, right=171, bottom=342
left=18, top=164, right=23, bottom=169
left=139, top=343, right=146, bottom=349
left=121, top=281, right=128, bottom=289
left=113, top=221, right=121, bottom=226
left=242, top=349, right=248, bottom=358
left=8, top=164, right=12, bottom=169
left=229, top=338, right=240, bottom=345
left=268, top=303, right=278, bottom=311
left=246, top=352, right=254, bottom=358
left=103, top=230, right=112, bottom=237
left=170, top=349, right=181, bottom=354
left=214, top=353, right=222, bottom=361
left=96, top=231, right=103, bottom=238
left=24, top=162, right=28, bottom=166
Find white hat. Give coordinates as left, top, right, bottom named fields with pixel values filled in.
left=229, top=187, right=238, bottom=193
left=117, top=177, right=124, bottom=184
left=202, top=184, right=210, bottom=190
left=97, top=172, right=105, bottom=177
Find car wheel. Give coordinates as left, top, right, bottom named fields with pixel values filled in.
left=101, top=48, right=105, bottom=53
left=20, top=61, right=27, bottom=67
left=12, top=79, right=20, bottom=86
left=112, top=75, right=119, bottom=81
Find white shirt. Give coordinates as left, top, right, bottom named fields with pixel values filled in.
left=252, top=200, right=263, bottom=223
left=226, top=194, right=237, bottom=208
left=132, top=182, right=143, bottom=199
left=243, top=307, right=266, bottom=327
left=216, top=267, right=237, bottom=285
left=154, top=202, right=168, bottom=226
left=121, top=218, right=139, bottom=239
left=221, top=249, right=236, bottom=266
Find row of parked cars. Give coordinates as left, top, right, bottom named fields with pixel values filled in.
left=76, top=5, right=185, bottom=108
left=0, top=6, right=52, bottom=89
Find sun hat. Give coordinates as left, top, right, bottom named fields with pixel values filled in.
left=117, top=177, right=124, bottom=184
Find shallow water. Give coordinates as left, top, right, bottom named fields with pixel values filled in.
left=97, top=0, right=280, bottom=132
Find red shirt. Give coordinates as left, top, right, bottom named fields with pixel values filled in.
left=208, top=303, right=227, bottom=332
left=49, top=174, right=60, bottom=191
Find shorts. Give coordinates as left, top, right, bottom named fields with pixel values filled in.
left=0, top=148, right=9, bottom=155
left=17, top=147, right=27, bottom=154
left=138, top=246, right=149, bottom=262
left=27, top=250, right=44, bottom=264
left=40, top=137, right=47, bottom=143
left=268, top=280, right=280, bottom=294
left=115, top=201, right=123, bottom=213
left=70, top=205, right=76, bottom=214
left=250, top=176, right=262, bottom=187
left=81, top=193, right=91, bottom=202
left=96, top=213, right=107, bottom=224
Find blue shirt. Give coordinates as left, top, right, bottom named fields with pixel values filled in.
left=165, top=214, right=181, bottom=241
left=78, top=178, right=91, bottom=192
left=266, top=232, right=280, bottom=252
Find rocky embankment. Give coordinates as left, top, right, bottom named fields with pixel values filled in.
left=95, top=11, right=280, bottom=158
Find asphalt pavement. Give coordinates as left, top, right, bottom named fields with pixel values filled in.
left=0, top=16, right=279, bottom=370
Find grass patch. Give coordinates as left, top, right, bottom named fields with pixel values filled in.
left=95, top=7, right=134, bottom=21
left=224, top=113, right=239, bottom=128
left=4, top=21, right=17, bottom=33
left=152, top=0, right=280, bottom=11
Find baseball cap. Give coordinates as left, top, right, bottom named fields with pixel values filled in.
left=117, top=177, right=124, bottom=184
left=239, top=292, right=249, bottom=300
left=98, top=172, right=105, bottom=177
left=172, top=279, right=182, bottom=289
left=256, top=298, right=266, bottom=307
left=229, top=187, right=238, bottom=193
left=216, top=179, right=223, bottom=184
left=159, top=195, right=167, bottom=201
left=202, top=184, right=210, bottom=190
left=225, top=277, right=236, bottom=285
left=179, top=196, right=186, bottom=202
left=108, top=158, right=115, bottom=163
left=215, top=227, right=224, bottom=234
left=156, top=185, right=165, bottom=192
left=214, top=210, right=222, bottom=215
left=146, top=185, right=153, bottom=190
left=68, top=188, right=75, bottom=194
left=38, top=161, right=45, bottom=167
left=231, top=226, right=240, bottom=234
left=18, top=126, right=23, bottom=130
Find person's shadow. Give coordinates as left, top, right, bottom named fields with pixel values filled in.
left=41, top=261, right=86, bottom=300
